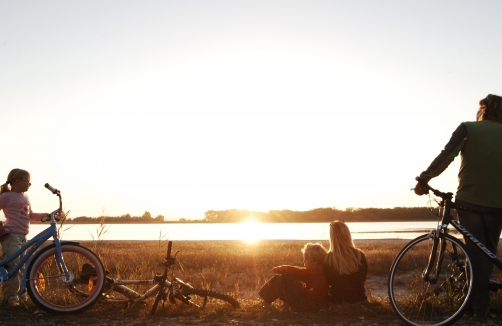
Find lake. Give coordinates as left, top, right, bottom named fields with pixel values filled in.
left=27, top=221, right=455, bottom=242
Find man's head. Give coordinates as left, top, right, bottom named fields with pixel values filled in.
left=478, top=94, right=502, bottom=122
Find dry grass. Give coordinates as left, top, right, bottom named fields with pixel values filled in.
left=2, top=239, right=502, bottom=325
left=89, top=239, right=403, bottom=325
left=88, top=239, right=403, bottom=298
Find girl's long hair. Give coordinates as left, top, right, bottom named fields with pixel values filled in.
left=0, top=169, right=29, bottom=194
left=479, top=94, right=502, bottom=123
left=324, top=220, right=364, bottom=275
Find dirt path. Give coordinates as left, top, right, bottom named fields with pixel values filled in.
left=1, top=288, right=500, bottom=326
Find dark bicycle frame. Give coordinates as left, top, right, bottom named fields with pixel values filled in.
left=419, top=180, right=502, bottom=288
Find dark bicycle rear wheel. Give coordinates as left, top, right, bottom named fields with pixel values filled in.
left=388, top=233, right=473, bottom=326
left=180, top=286, right=239, bottom=308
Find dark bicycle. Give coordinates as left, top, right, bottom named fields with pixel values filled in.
left=388, top=178, right=502, bottom=326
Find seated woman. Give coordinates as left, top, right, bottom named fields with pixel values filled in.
left=258, top=242, right=328, bottom=311
left=323, top=220, right=367, bottom=304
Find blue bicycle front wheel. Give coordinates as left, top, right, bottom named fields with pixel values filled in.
left=26, top=243, right=106, bottom=314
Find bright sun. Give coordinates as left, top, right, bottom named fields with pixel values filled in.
left=240, top=219, right=261, bottom=244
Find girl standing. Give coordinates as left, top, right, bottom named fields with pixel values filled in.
left=0, top=168, right=48, bottom=306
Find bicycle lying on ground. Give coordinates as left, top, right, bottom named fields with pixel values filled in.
left=80, top=240, right=240, bottom=314
left=0, top=184, right=106, bottom=314
left=388, top=178, right=502, bottom=326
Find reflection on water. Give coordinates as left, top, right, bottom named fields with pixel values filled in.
left=27, top=221, right=461, bottom=241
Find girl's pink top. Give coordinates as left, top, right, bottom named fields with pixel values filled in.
left=0, top=191, right=45, bottom=234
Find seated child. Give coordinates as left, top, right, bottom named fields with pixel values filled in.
left=258, top=242, right=328, bottom=311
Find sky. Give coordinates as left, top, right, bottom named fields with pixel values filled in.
left=1, top=1, right=502, bottom=220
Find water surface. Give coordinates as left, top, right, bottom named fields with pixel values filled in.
left=28, top=221, right=451, bottom=241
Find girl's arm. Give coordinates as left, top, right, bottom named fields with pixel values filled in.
left=29, top=212, right=49, bottom=222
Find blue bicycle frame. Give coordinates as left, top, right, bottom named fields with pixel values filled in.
left=0, top=185, right=78, bottom=294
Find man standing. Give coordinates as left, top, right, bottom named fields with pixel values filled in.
left=415, top=94, right=502, bottom=320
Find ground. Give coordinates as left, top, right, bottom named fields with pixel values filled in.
left=1, top=282, right=501, bottom=326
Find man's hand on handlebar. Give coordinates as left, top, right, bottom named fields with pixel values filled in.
left=414, top=177, right=429, bottom=196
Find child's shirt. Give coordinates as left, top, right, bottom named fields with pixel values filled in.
left=0, top=192, right=45, bottom=234
left=274, top=264, right=328, bottom=304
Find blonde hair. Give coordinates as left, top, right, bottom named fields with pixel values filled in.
left=478, top=94, right=502, bottom=123
left=324, top=220, right=364, bottom=275
left=0, top=169, right=30, bottom=194
left=302, top=242, right=327, bottom=264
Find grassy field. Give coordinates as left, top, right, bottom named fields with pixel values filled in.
left=1, top=239, right=502, bottom=325
left=87, top=239, right=401, bottom=300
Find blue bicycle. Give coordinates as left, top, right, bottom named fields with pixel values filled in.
left=0, top=184, right=106, bottom=314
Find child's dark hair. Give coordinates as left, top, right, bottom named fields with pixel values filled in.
left=0, top=169, right=30, bottom=194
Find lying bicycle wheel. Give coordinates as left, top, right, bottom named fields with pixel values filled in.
left=174, top=284, right=239, bottom=308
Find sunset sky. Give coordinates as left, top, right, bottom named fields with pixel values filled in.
left=2, top=1, right=502, bottom=220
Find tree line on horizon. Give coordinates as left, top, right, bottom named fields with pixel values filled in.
left=67, top=211, right=166, bottom=224
left=202, top=207, right=439, bottom=223
left=63, top=206, right=440, bottom=224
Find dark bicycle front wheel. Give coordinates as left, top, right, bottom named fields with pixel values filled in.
left=180, top=286, right=240, bottom=308
left=26, top=243, right=106, bottom=314
left=388, top=233, right=473, bottom=326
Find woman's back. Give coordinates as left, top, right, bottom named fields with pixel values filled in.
left=323, top=248, right=367, bottom=304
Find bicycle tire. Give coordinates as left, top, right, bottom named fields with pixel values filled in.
left=26, top=243, right=106, bottom=314
left=388, top=234, right=473, bottom=326
left=181, top=286, right=240, bottom=308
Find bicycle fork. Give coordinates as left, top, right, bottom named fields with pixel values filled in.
left=21, top=240, right=76, bottom=294
left=422, top=228, right=442, bottom=283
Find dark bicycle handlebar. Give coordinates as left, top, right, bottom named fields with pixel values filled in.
left=415, top=177, right=453, bottom=201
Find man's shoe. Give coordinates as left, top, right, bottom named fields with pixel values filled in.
left=469, top=311, right=489, bottom=323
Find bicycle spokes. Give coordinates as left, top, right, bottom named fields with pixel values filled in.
left=38, top=272, right=46, bottom=290
left=389, top=235, right=473, bottom=326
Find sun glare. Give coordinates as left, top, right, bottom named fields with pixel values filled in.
left=240, top=219, right=262, bottom=244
